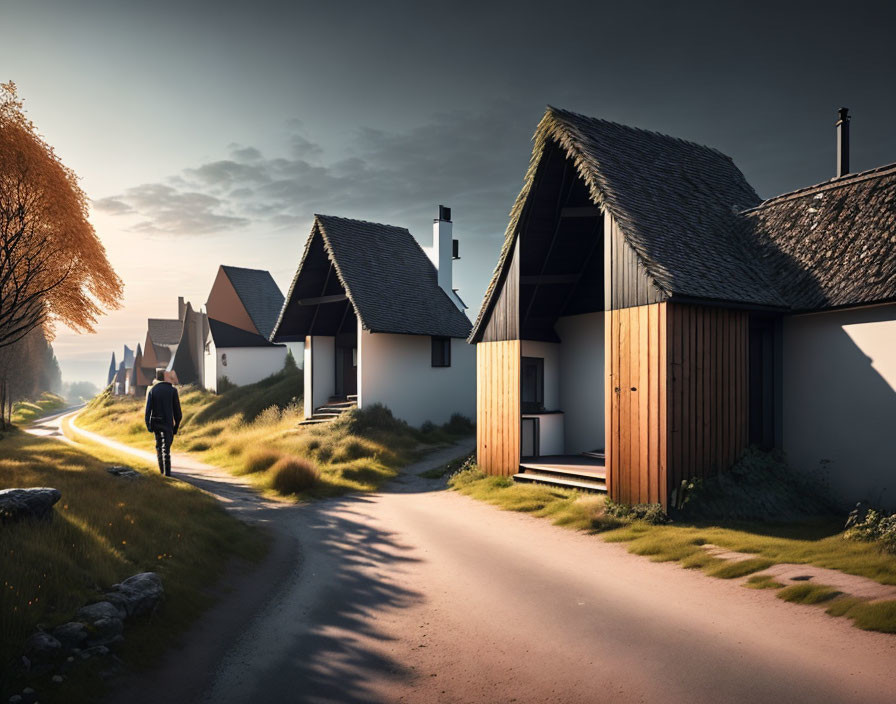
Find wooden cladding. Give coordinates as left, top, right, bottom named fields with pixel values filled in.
left=476, top=340, right=521, bottom=476
left=607, top=302, right=749, bottom=508
left=607, top=304, right=667, bottom=505
left=666, top=303, right=749, bottom=502
left=480, top=240, right=519, bottom=342
left=604, top=213, right=665, bottom=312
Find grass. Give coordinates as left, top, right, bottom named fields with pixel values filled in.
left=10, top=392, right=67, bottom=425
left=74, top=364, right=474, bottom=500
left=449, top=464, right=896, bottom=634
left=0, top=428, right=267, bottom=702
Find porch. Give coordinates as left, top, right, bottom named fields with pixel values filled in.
left=514, top=453, right=607, bottom=492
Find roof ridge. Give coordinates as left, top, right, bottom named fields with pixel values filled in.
left=546, top=105, right=733, bottom=161
left=314, top=213, right=409, bottom=231
left=742, top=161, right=896, bottom=213
left=221, top=264, right=271, bottom=274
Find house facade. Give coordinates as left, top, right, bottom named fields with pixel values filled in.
left=472, top=106, right=896, bottom=510
left=272, top=211, right=475, bottom=426
left=202, top=265, right=288, bottom=393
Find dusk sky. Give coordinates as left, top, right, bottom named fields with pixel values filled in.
left=2, top=0, right=895, bottom=385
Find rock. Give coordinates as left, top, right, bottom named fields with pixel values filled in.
left=86, top=617, right=123, bottom=646
left=0, top=488, right=61, bottom=523
left=79, top=645, right=110, bottom=659
left=51, top=674, right=63, bottom=684
left=24, top=632, right=61, bottom=660
left=77, top=601, right=124, bottom=623
left=104, top=572, right=163, bottom=619
left=9, top=695, right=23, bottom=703
left=106, top=466, right=142, bottom=479
left=51, top=622, right=88, bottom=650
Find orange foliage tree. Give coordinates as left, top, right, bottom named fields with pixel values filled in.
left=0, top=81, right=122, bottom=349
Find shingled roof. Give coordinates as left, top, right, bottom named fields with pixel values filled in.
left=740, top=162, right=896, bottom=311
left=273, top=215, right=472, bottom=339
left=470, top=107, right=787, bottom=340
left=221, top=265, right=284, bottom=339
left=147, top=319, right=183, bottom=346
left=208, top=318, right=281, bottom=348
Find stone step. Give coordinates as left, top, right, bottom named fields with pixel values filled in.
left=513, top=471, right=607, bottom=493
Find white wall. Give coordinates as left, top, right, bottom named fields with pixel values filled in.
left=358, top=325, right=475, bottom=426
left=520, top=340, right=561, bottom=410
left=206, top=345, right=288, bottom=394
left=204, top=340, right=217, bottom=393
left=556, top=312, right=605, bottom=454
left=782, top=304, right=896, bottom=509
left=305, top=336, right=335, bottom=418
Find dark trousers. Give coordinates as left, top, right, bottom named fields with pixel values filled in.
left=154, top=429, right=174, bottom=475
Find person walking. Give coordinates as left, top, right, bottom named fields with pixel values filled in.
left=144, top=370, right=182, bottom=476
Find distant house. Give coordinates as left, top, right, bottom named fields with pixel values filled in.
left=106, top=352, right=117, bottom=387
left=202, top=265, right=288, bottom=392
left=272, top=210, right=475, bottom=426
left=127, top=343, right=155, bottom=397
left=111, top=344, right=136, bottom=395
left=472, top=106, right=896, bottom=510
left=169, top=302, right=208, bottom=387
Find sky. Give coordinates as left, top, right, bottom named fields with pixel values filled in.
left=1, top=0, right=895, bottom=386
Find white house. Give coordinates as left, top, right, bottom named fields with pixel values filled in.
left=271, top=209, right=475, bottom=427
left=201, top=265, right=288, bottom=392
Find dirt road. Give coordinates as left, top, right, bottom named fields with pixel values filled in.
left=36, top=413, right=896, bottom=704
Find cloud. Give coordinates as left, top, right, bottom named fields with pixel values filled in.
left=94, top=101, right=532, bottom=241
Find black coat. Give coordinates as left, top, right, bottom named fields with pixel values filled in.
left=144, top=381, right=183, bottom=434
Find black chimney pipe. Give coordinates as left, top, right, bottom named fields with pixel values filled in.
left=836, top=107, right=850, bottom=178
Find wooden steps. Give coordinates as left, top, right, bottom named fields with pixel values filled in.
left=299, top=396, right=357, bottom=426
left=513, top=455, right=607, bottom=493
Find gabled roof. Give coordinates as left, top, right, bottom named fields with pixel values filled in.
left=208, top=318, right=281, bottom=348
left=470, top=107, right=786, bottom=341
left=122, top=345, right=135, bottom=369
left=740, top=162, right=896, bottom=311
left=221, top=265, right=285, bottom=339
left=273, top=215, right=472, bottom=339
left=147, top=318, right=183, bottom=346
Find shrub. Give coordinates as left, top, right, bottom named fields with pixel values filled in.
left=189, top=440, right=211, bottom=452
left=217, top=376, right=237, bottom=393
left=253, top=405, right=282, bottom=428
left=444, top=414, right=474, bottom=435
left=269, top=456, right=319, bottom=495
left=242, top=449, right=282, bottom=474
left=337, top=404, right=409, bottom=436
left=845, top=503, right=896, bottom=554
left=604, top=498, right=669, bottom=524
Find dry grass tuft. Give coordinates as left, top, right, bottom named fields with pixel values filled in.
left=269, top=456, right=319, bottom=495
left=240, top=449, right=283, bottom=475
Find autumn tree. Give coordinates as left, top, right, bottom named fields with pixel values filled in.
left=0, top=81, right=122, bottom=349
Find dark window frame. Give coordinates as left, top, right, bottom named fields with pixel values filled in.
left=431, top=336, right=451, bottom=367
left=521, top=356, right=545, bottom=413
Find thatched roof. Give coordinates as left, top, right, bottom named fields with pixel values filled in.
left=741, top=162, right=896, bottom=311
left=273, top=214, right=471, bottom=340
left=471, top=107, right=896, bottom=341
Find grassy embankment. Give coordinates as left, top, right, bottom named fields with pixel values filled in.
left=11, top=392, right=68, bottom=425
left=448, top=465, right=896, bottom=633
left=76, top=362, right=473, bottom=499
left=0, top=428, right=266, bottom=702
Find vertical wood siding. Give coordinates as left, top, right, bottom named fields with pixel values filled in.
left=665, top=303, right=749, bottom=505
left=476, top=340, right=521, bottom=476
left=603, top=213, right=665, bottom=312
left=481, top=240, right=520, bottom=342
left=607, top=302, right=748, bottom=508
left=606, top=303, right=666, bottom=505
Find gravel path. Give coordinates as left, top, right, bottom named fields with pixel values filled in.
left=30, top=412, right=896, bottom=704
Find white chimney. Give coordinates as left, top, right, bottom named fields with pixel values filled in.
left=433, top=205, right=465, bottom=311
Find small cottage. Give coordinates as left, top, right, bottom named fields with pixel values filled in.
left=272, top=211, right=475, bottom=426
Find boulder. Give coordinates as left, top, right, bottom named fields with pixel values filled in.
left=77, top=600, right=124, bottom=622
left=79, top=644, right=110, bottom=660
left=51, top=621, right=88, bottom=650
left=0, top=488, right=61, bottom=523
left=86, top=616, right=123, bottom=647
left=106, top=465, right=142, bottom=479
left=24, top=631, right=61, bottom=660
left=105, top=572, right=163, bottom=618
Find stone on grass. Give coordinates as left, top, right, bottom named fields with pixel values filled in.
left=106, top=465, right=142, bottom=479
left=105, top=572, right=163, bottom=618
left=24, top=632, right=61, bottom=659
left=0, top=488, right=61, bottom=523
left=51, top=622, right=88, bottom=649
left=77, top=601, right=124, bottom=623
left=86, top=617, right=123, bottom=646
left=79, top=645, right=110, bottom=660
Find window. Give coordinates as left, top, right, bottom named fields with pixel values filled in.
left=431, top=336, right=451, bottom=367
left=521, top=357, right=544, bottom=413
